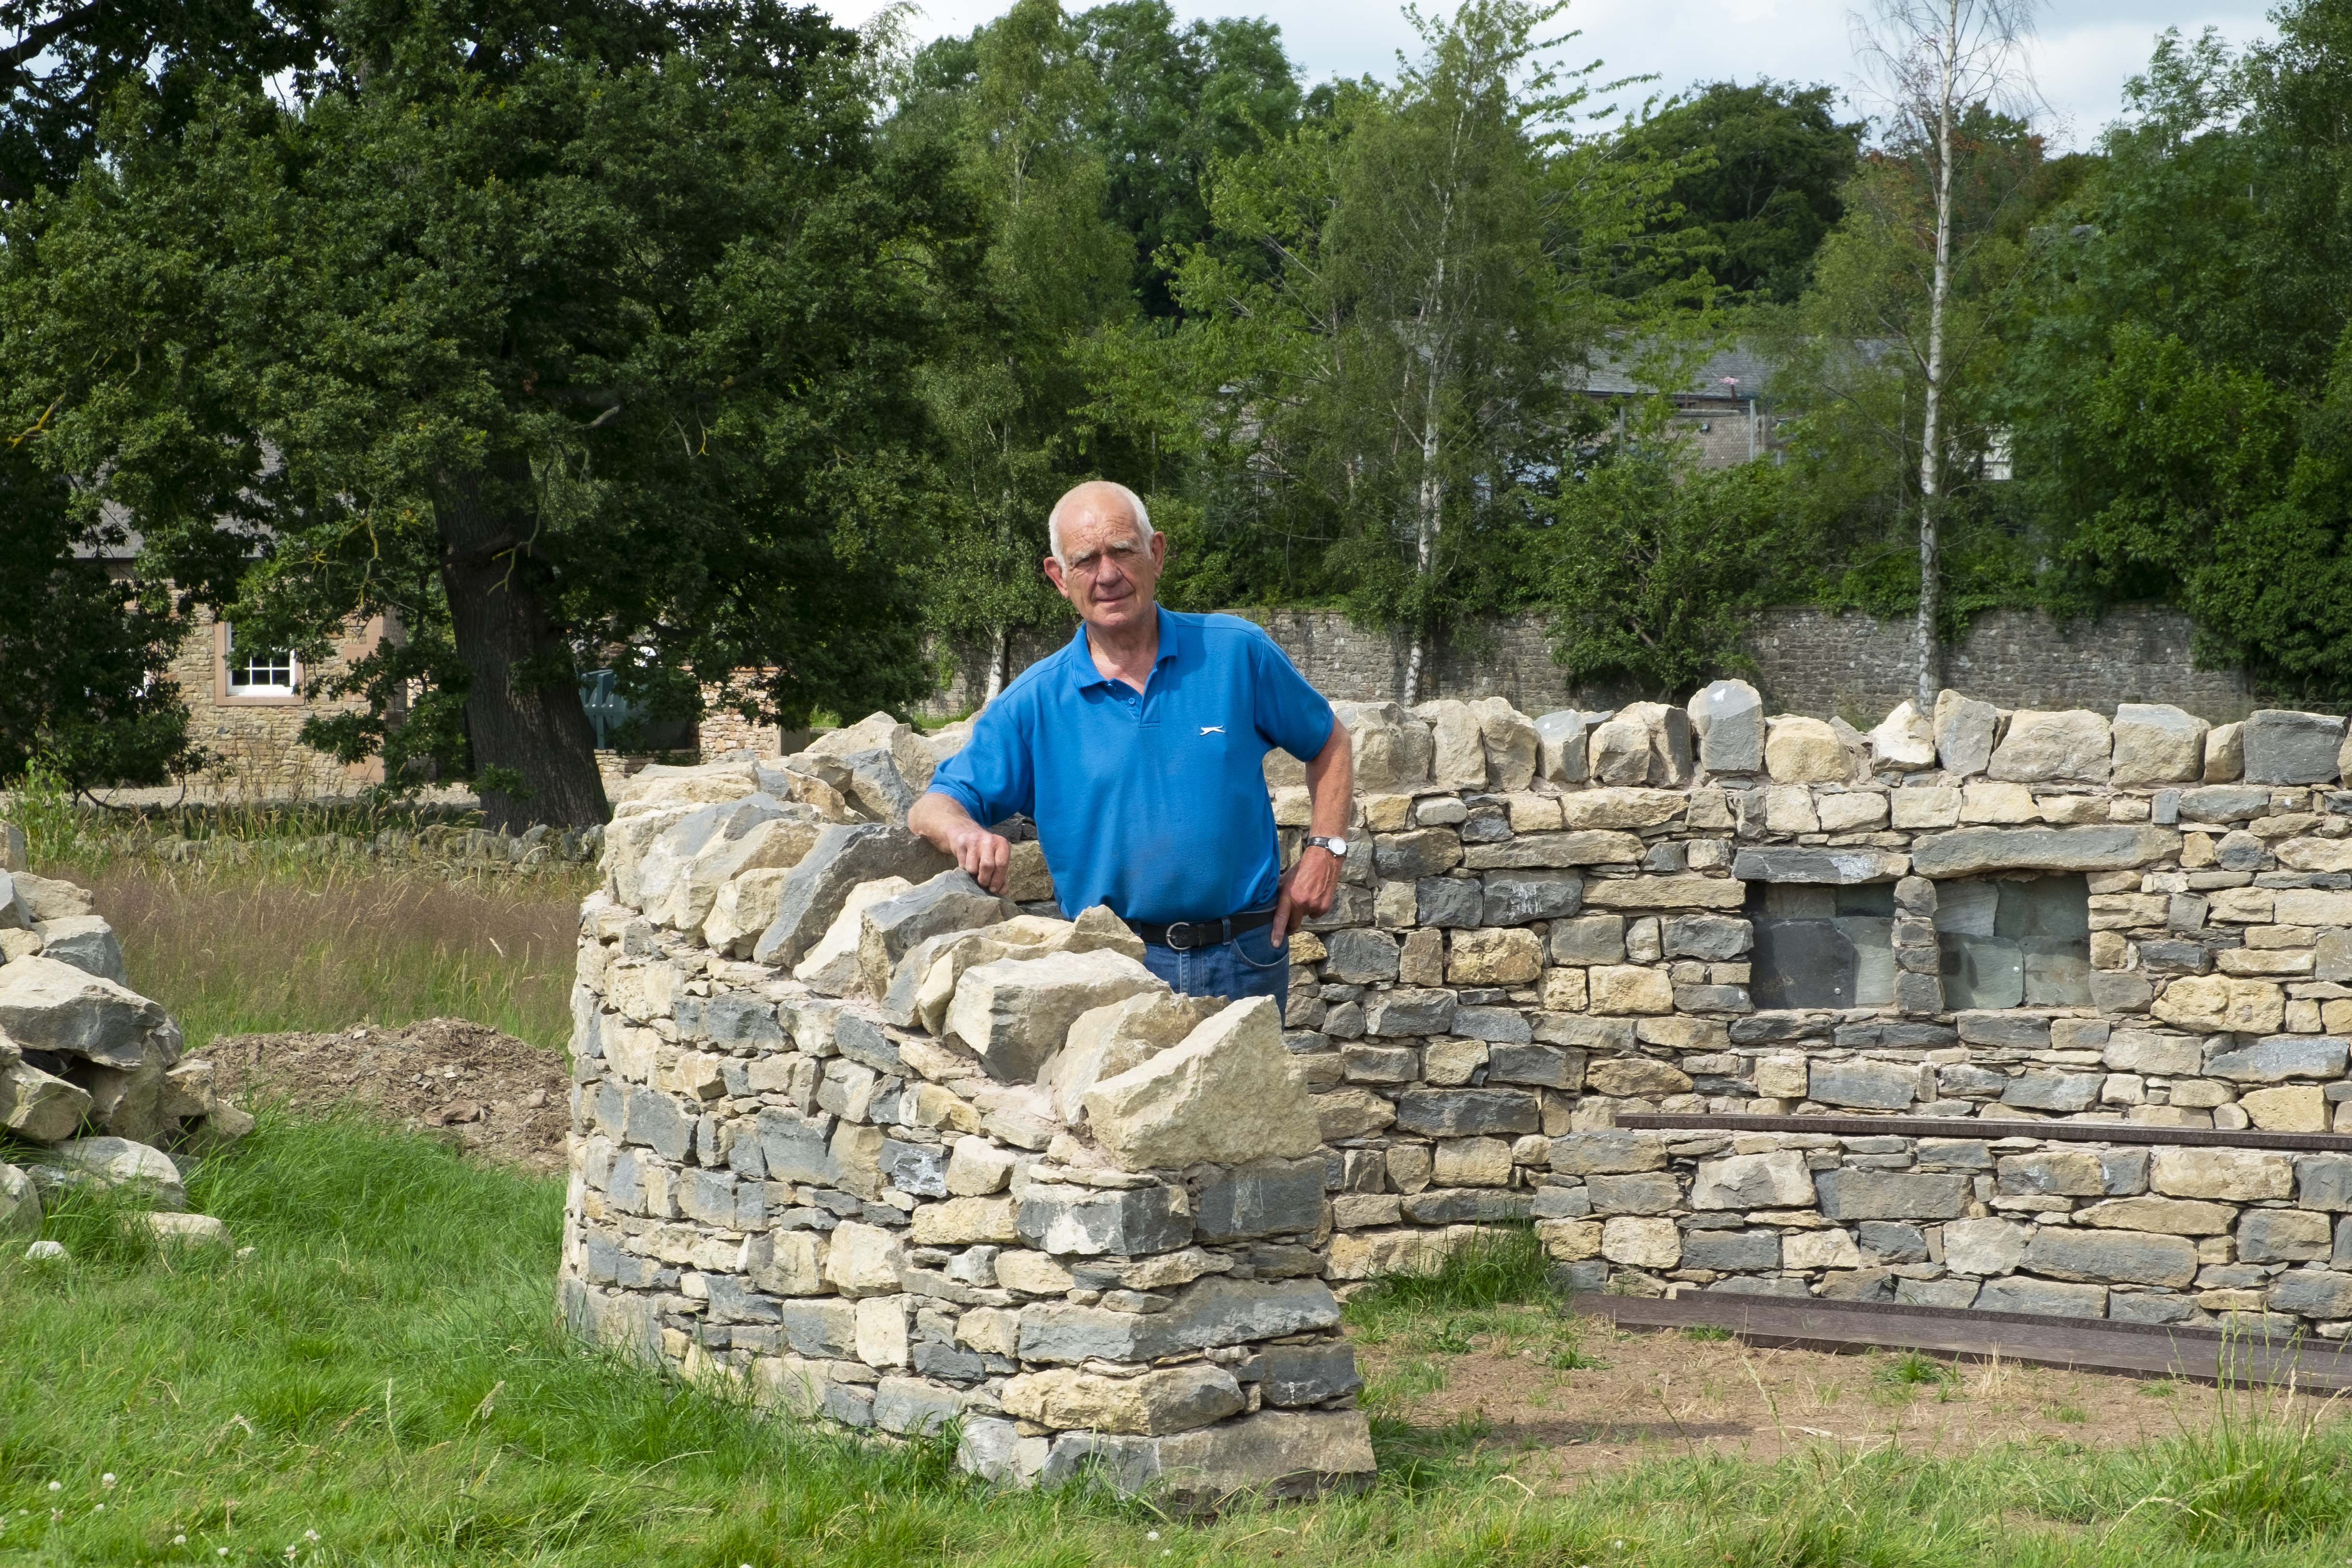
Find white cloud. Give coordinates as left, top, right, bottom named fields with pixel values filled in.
left=834, top=0, right=2278, bottom=150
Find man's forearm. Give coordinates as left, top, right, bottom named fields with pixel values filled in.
left=1303, top=722, right=1354, bottom=837
left=907, top=790, right=974, bottom=856
left=910, top=790, right=1011, bottom=893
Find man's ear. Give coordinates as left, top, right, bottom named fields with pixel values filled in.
left=1042, top=554, right=1067, bottom=594
left=1149, top=530, right=1168, bottom=569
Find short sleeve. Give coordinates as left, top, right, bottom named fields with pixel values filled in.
left=1249, top=629, right=1335, bottom=762
left=925, top=695, right=1036, bottom=828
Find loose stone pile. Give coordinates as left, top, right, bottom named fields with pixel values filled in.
left=0, top=831, right=251, bottom=1250
left=563, top=686, right=2352, bottom=1487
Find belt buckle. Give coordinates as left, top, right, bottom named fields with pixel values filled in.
left=1164, top=920, right=1201, bottom=952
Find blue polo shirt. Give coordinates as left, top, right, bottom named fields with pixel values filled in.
left=926, top=608, right=1335, bottom=925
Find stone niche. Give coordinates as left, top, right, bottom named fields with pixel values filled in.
left=1935, top=876, right=2091, bottom=1008
left=1748, top=882, right=1895, bottom=1010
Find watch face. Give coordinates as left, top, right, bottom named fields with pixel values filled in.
left=1317, top=836, right=1348, bottom=857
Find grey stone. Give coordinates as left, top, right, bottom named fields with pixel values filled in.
left=1017, top=1182, right=1191, bottom=1256
left=1910, top=826, right=2181, bottom=878
left=32, top=916, right=124, bottom=985
left=880, top=1139, right=949, bottom=1198
left=1663, top=916, right=1752, bottom=960
left=2138, top=940, right=2213, bottom=974
left=704, top=1274, right=783, bottom=1323
left=2207, top=1036, right=2349, bottom=1083
left=1586, top=1173, right=1682, bottom=1214
left=1452, top=1006, right=1532, bottom=1043
left=625, top=1088, right=694, bottom=1161
left=1364, top=990, right=1458, bottom=1037
left=759, top=1108, right=838, bottom=1185
left=1809, top=1060, right=1918, bottom=1110
left=0, top=1059, right=91, bottom=1144
left=2001, top=1072, right=2103, bottom=1114
left=752, top=825, right=953, bottom=968
left=2239, top=1210, right=2333, bottom=1263
left=1680, top=1228, right=1781, bottom=1270
left=1547, top=1129, right=1666, bottom=1174
left=2297, top=1156, right=2352, bottom=1212
left=1974, top=1278, right=2107, bottom=1316
left=1374, top=830, right=1464, bottom=880
left=1858, top=1222, right=1928, bottom=1263
left=2242, top=710, right=2347, bottom=785
left=2178, top=784, right=2274, bottom=822
left=1193, top=1158, right=1326, bottom=1243
left=2267, top=1270, right=2352, bottom=1319
left=2089, top=970, right=2153, bottom=1013
left=2022, top=1228, right=2198, bottom=1287
left=1731, top=847, right=1910, bottom=884
left=676, top=992, right=784, bottom=1047
left=1322, top=929, right=1402, bottom=985
left=1532, top=1014, right=1636, bottom=1052
left=1897, top=1277, right=1983, bottom=1309
left=1957, top=1012, right=2054, bottom=1046
left=872, top=1377, right=965, bottom=1436
left=1814, top=1169, right=1971, bottom=1220
left=1480, top=871, right=1583, bottom=925
left=45, top=1136, right=183, bottom=1207
left=1989, top=710, right=2114, bottom=784
left=0, top=956, right=179, bottom=1070
left=1487, top=1043, right=1579, bottom=1087
left=1415, top=877, right=1484, bottom=928
left=1690, top=1150, right=1815, bottom=1209
left=1016, top=1276, right=1343, bottom=1364
left=1710, top=1275, right=1817, bottom=1298
left=1255, top=1342, right=1362, bottom=1407
left=1934, top=691, right=2000, bottom=776
left=2110, top=1293, right=2198, bottom=1325
left=1549, top=915, right=1626, bottom=965
left=1534, top=711, right=1590, bottom=784
left=1393, top=1088, right=1541, bottom=1137
left=1688, top=679, right=1764, bottom=773
left=857, top=871, right=1016, bottom=998
left=1400, top=1188, right=1535, bottom=1223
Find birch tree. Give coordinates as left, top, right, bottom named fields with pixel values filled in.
left=1852, top=0, right=2038, bottom=706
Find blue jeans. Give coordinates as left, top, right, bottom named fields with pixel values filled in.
left=1141, top=924, right=1290, bottom=1022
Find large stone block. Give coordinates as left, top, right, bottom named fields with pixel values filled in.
left=1016, top=1276, right=1342, bottom=1364
left=1548, top=1129, right=1666, bottom=1174
left=1414, top=699, right=1489, bottom=790
left=1083, top=997, right=1322, bottom=1170
left=1464, top=833, right=1639, bottom=870
left=2023, top=1227, right=2197, bottom=1286
left=1809, top=1059, right=1917, bottom=1110
left=1909, top=826, right=2180, bottom=878
left=1321, top=929, right=1402, bottom=985
left=1690, top=1151, right=1814, bottom=1210
left=856, top=871, right=1016, bottom=1000
left=1393, top=1088, right=1541, bottom=1137
left=0, top=956, right=179, bottom=1070
left=1989, top=710, right=2113, bottom=784
left=1933, top=691, right=1999, bottom=777
left=2269, top=1270, right=2352, bottom=1319
left=1471, top=697, right=1541, bottom=791
left=1557, top=789, right=1688, bottom=832
left=1688, top=679, right=1764, bottom=773
left=0, top=1059, right=91, bottom=1144
left=1143, top=1409, right=1377, bottom=1507
left=2205, top=1035, right=2348, bottom=1083
left=2150, top=1148, right=2292, bottom=1200
left=1335, top=701, right=1435, bottom=791
left=1682, top=1228, right=1781, bottom=1270
left=1582, top=1055, right=1693, bottom=1096
left=2152, top=976, right=2287, bottom=1036
left=1003, top=1364, right=1246, bottom=1436
left=1730, top=847, right=1910, bottom=884
left=752, top=824, right=954, bottom=968
left=1814, top=1169, right=1970, bottom=1220
left=1041, top=992, right=1220, bottom=1127
left=1975, top=1278, right=2107, bottom=1317
left=950, top=948, right=1164, bottom=1082
left=1943, top=1217, right=2028, bottom=1275
left=2112, top=704, right=2209, bottom=786
left=1868, top=700, right=1938, bottom=770
left=44, top=1136, right=184, bottom=1207
left=1446, top=928, right=1544, bottom=985
left=32, top=915, right=124, bottom=985
left=1017, top=1181, right=1191, bottom=1256
left=793, top=876, right=912, bottom=994
left=1364, top=989, right=1458, bottom=1037
left=2242, top=710, right=2347, bottom=785
left=2076, top=1196, right=2235, bottom=1234
left=1588, top=964, right=1674, bottom=1015
left=2240, top=1209, right=2332, bottom=1263
left=1584, top=876, right=1745, bottom=911
left=1764, top=715, right=1851, bottom=783
left=1533, top=710, right=1589, bottom=785
left=1194, top=1157, right=1328, bottom=1242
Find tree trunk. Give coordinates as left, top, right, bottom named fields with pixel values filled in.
left=984, top=625, right=1009, bottom=705
left=1914, top=0, right=1960, bottom=711
left=434, top=461, right=609, bottom=832
left=1402, top=632, right=1425, bottom=707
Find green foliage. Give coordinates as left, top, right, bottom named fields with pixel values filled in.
left=2005, top=4, right=2352, bottom=700
left=1539, top=436, right=1801, bottom=697
left=1343, top=1224, right=1555, bottom=1321
left=1621, top=79, right=1864, bottom=303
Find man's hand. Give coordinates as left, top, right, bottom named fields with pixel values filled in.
left=1272, top=845, right=1339, bottom=943
left=951, top=821, right=1012, bottom=894
left=908, top=790, right=1011, bottom=895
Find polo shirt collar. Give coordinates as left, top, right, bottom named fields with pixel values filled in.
left=1068, top=606, right=1185, bottom=691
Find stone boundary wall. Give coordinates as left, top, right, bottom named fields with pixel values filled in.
left=920, top=605, right=2264, bottom=727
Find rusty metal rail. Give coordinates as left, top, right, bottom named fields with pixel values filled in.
left=1617, top=1112, right=2352, bottom=1154
left=1568, top=1290, right=2352, bottom=1390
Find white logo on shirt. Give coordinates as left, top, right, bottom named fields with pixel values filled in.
left=1199, top=725, right=1225, bottom=735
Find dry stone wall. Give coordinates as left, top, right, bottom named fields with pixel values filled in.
left=564, top=688, right=2352, bottom=1496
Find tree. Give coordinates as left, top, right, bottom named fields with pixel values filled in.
left=1539, top=429, right=1800, bottom=697
left=1619, top=79, right=1863, bottom=303
left=1852, top=0, right=2039, bottom=706
left=2007, top=6, right=2352, bottom=698
left=2, top=0, right=948, bottom=828
left=893, top=0, right=1135, bottom=702
left=1127, top=0, right=1693, bottom=700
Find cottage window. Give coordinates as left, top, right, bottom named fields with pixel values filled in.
left=226, top=627, right=296, bottom=695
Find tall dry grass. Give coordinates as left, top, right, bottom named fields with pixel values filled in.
left=73, top=859, right=590, bottom=1051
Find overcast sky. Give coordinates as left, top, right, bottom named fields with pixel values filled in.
left=839, top=0, right=2277, bottom=150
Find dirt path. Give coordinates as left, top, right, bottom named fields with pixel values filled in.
left=1354, top=1306, right=2345, bottom=1486
left=202, top=1018, right=572, bottom=1174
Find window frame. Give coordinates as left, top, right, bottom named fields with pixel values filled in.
left=214, top=621, right=303, bottom=707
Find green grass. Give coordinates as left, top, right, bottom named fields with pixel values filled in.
left=1344, top=1226, right=1599, bottom=1370
left=42, top=858, right=586, bottom=1052
left=18, top=1117, right=2352, bottom=1563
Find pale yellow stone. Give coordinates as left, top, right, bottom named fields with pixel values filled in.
left=1446, top=928, right=1544, bottom=985
left=1589, top=965, right=1674, bottom=1015
left=1540, top=967, right=1589, bottom=1011
left=1433, top=1137, right=1513, bottom=1186
left=2240, top=1084, right=2329, bottom=1132
left=1816, top=793, right=1889, bottom=832
left=1600, top=1215, right=1680, bottom=1267
left=1959, top=781, right=2040, bottom=824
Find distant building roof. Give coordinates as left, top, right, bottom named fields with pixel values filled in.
left=1583, top=342, right=1782, bottom=401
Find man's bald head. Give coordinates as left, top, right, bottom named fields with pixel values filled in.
left=1048, top=480, right=1153, bottom=567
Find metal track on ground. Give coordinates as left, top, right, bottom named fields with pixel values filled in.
left=1567, top=1291, right=2352, bottom=1390
left=1616, top=1112, right=2352, bottom=1153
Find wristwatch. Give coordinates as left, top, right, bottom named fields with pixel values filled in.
left=1303, top=834, right=1349, bottom=858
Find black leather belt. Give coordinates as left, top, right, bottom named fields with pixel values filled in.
left=1132, top=906, right=1277, bottom=952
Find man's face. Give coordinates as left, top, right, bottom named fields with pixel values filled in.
left=1043, top=503, right=1166, bottom=637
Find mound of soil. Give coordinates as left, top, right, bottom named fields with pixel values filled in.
left=201, top=1018, right=571, bottom=1174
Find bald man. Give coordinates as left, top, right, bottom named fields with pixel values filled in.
left=909, top=481, right=1355, bottom=1018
